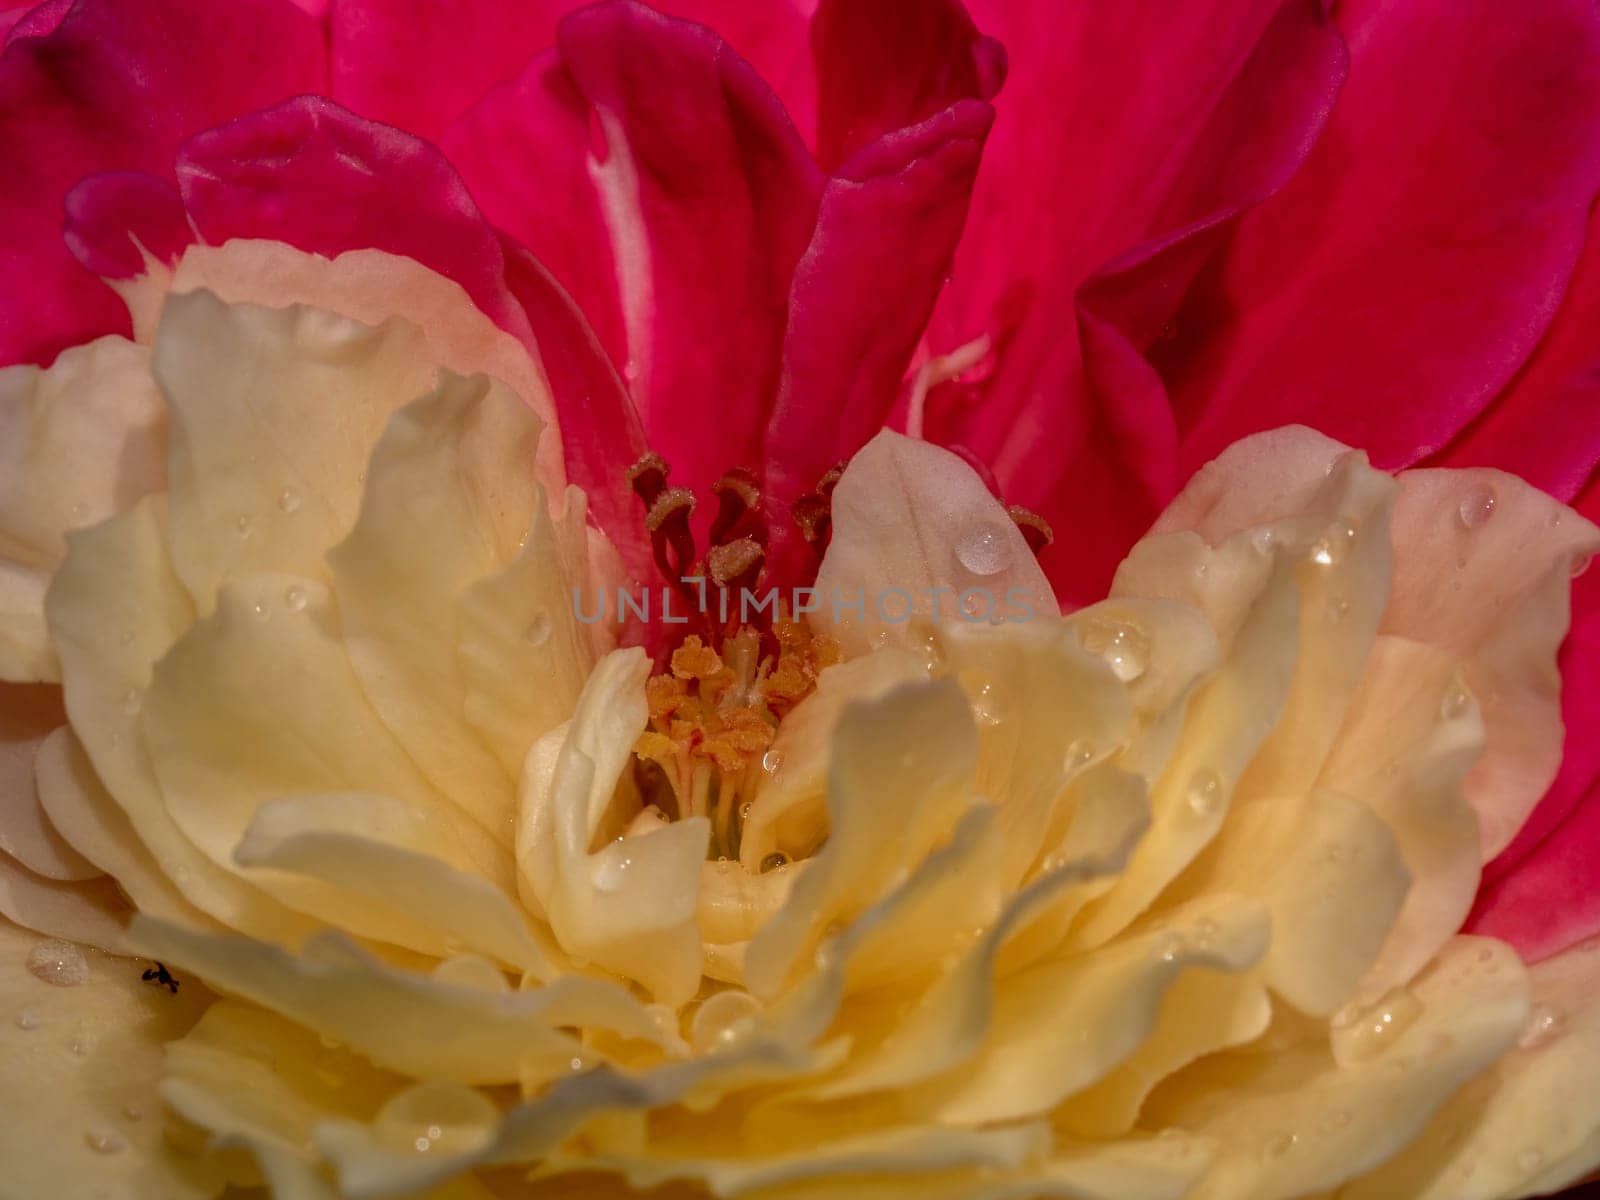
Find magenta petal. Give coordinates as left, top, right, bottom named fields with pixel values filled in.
left=63, top=171, right=192, bottom=279
left=763, top=100, right=994, bottom=585
left=0, top=0, right=327, bottom=366
left=500, top=235, right=654, bottom=584
left=448, top=1, right=823, bottom=506
left=810, top=0, right=1004, bottom=170
left=1161, top=0, right=1600, bottom=478
left=2, top=0, right=69, bottom=45
left=926, top=0, right=1345, bottom=604
left=177, top=96, right=530, bottom=341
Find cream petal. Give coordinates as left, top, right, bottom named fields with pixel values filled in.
left=46, top=496, right=313, bottom=941
left=517, top=649, right=708, bottom=1004
left=33, top=727, right=222, bottom=933
left=1054, top=968, right=1272, bottom=1137
left=0, top=682, right=98, bottom=880
left=132, top=918, right=672, bottom=1088
left=0, top=915, right=224, bottom=1199
left=0, top=337, right=165, bottom=683
left=151, top=290, right=443, bottom=615
left=164, top=240, right=563, bottom=492
left=938, top=620, right=1137, bottom=887
left=814, top=430, right=1058, bottom=657
left=744, top=678, right=980, bottom=1000
left=737, top=647, right=932, bottom=870
left=1150, top=425, right=1350, bottom=541
left=234, top=794, right=556, bottom=974
left=1076, top=556, right=1301, bottom=947
left=1338, top=935, right=1600, bottom=1200
left=926, top=893, right=1270, bottom=1126
left=456, top=483, right=597, bottom=779
left=0, top=848, right=130, bottom=952
left=328, top=372, right=543, bottom=840
left=1166, top=787, right=1410, bottom=1017
left=1382, top=468, right=1600, bottom=856
left=139, top=573, right=513, bottom=936
left=1150, top=937, right=1530, bottom=1200
left=1319, top=636, right=1484, bottom=1001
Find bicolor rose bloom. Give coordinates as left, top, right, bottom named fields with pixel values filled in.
left=3, top=1, right=1600, bottom=1199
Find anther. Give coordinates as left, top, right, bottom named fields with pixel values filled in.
left=1007, top=504, right=1054, bottom=555
left=645, top=486, right=697, bottom=581
left=627, top=452, right=670, bottom=507
left=708, top=536, right=765, bottom=590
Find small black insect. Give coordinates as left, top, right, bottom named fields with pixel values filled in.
left=141, top=962, right=179, bottom=994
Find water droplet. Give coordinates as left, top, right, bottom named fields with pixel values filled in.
left=374, top=1081, right=498, bottom=1158
left=1193, top=917, right=1219, bottom=949
left=524, top=611, right=551, bottom=645
left=761, top=749, right=783, bottom=774
left=1154, top=932, right=1186, bottom=963
left=971, top=680, right=1003, bottom=725
left=235, top=515, right=253, bottom=539
left=71, top=1036, right=90, bottom=1057
left=275, top=585, right=306, bottom=613
left=1064, top=739, right=1094, bottom=769
left=1573, top=552, right=1594, bottom=579
left=431, top=954, right=510, bottom=994
left=1262, top=1131, right=1298, bottom=1160
left=760, top=852, right=789, bottom=874
left=118, top=629, right=135, bottom=646
left=594, top=854, right=633, bottom=893
left=1519, top=1004, right=1561, bottom=1050
left=1185, top=768, right=1223, bottom=817
left=1310, top=537, right=1337, bottom=566
left=120, top=688, right=141, bottom=716
left=27, top=939, right=88, bottom=987
left=1458, top=485, right=1498, bottom=530
left=1251, top=528, right=1276, bottom=556
left=953, top=522, right=1012, bottom=577
left=1320, top=1109, right=1352, bottom=1134
left=14, top=1011, right=38, bottom=1030
left=569, top=1055, right=587, bottom=1073
left=85, top=1129, right=124, bottom=1155
left=1324, top=843, right=1346, bottom=864
left=71, top=502, right=90, bottom=521
left=252, top=601, right=270, bottom=620
left=1080, top=616, right=1150, bottom=683
left=278, top=489, right=302, bottom=515
left=1440, top=686, right=1472, bottom=721
left=121, top=1104, right=143, bottom=1121
left=1518, top=1147, right=1546, bottom=1173
left=1330, top=986, right=1423, bottom=1063
left=1327, top=596, right=1350, bottom=623
left=690, top=989, right=761, bottom=1052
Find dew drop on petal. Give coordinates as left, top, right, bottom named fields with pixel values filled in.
left=1310, top=538, right=1336, bottom=566
left=760, top=852, right=790, bottom=874
left=525, top=611, right=551, bottom=645
left=1518, top=1148, right=1546, bottom=1173
left=373, top=1081, right=497, bottom=1158
left=690, top=989, right=761, bottom=1052
left=27, top=939, right=88, bottom=987
left=1440, top=686, right=1472, bottom=721
left=1080, top=617, right=1149, bottom=683
left=1262, top=1131, right=1298, bottom=1160
left=1330, top=986, right=1422, bottom=1063
left=1064, top=739, right=1094, bottom=769
left=1320, top=1109, right=1352, bottom=1134
left=1185, top=769, right=1223, bottom=817
left=593, top=855, right=633, bottom=893
left=1457, top=484, right=1498, bottom=530
left=120, top=688, right=141, bottom=716
left=761, top=749, right=783, bottom=774
left=1251, top=528, right=1276, bottom=557
left=235, top=514, right=253, bottom=539
left=284, top=585, right=308, bottom=613
left=1518, top=1004, right=1562, bottom=1050
left=953, top=521, right=1011, bottom=577
left=278, top=489, right=301, bottom=515
left=85, top=1129, right=124, bottom=1155
left=14, top=1011, right=38, bottom=1030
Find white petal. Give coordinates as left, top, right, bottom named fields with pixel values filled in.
left=814, top=431, right=1057, bottom=657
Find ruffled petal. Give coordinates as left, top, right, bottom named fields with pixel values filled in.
left=1161, top=0, right=1600, bottom=479
left=923, top=0, right=1346, bottom=602
left=446, top=2, right=821, bottom=512
left=0, top=0, right=326, bottom=366
left=0, top=915, right=224, bottom=1199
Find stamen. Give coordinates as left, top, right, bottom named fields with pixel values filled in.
left=644, top=485, right=698, bottom=585
left=710, top=468, right=765, bottom=547
left=627, top=451, right=670, bottom=507
left=791, top=462, right=847, bottom=550
left=1007, top=504, right=1054, bottom=555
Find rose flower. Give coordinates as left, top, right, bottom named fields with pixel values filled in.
left=2, top=2, right=1600, bottom=1200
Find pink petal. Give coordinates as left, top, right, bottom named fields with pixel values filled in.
left=921, top=0, right=1345, bottom=604
left=1160, top=0, right=1600, bottom=480
left=446, top=1, right=823, bottom=508
left=1, top=0, right=69, bottom=45
left=176, top=95, right=531, bottom=342
left=62, top=171, right=192, bottom=280
left=810, top=0, right=1004, bottom=169
left=0, top=0, right=326, bottom=367
left=333, top=0, right=814, bottom=142
left=499, top=235, right=654, bottom=585
left=763, top=101, right=995, bottom=585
